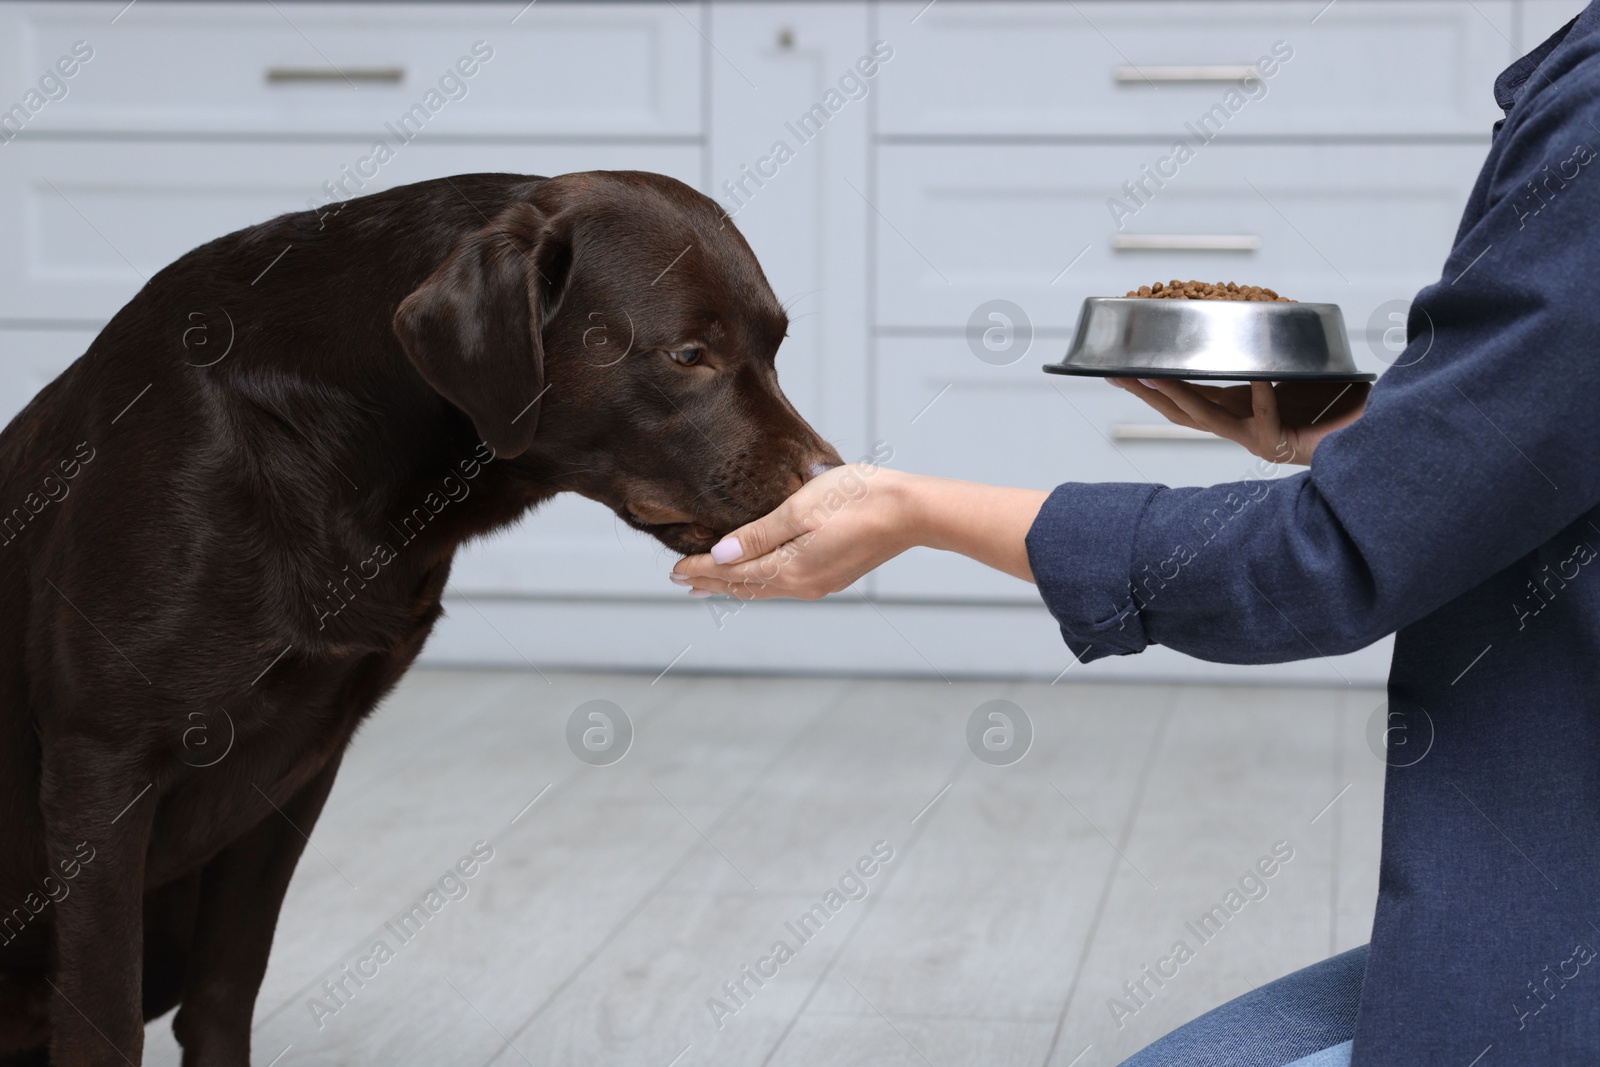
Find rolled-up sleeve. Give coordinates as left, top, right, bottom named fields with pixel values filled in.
left=1027, top=73, right=1600, bottom=664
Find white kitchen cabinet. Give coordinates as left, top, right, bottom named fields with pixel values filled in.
left=872, top=141, right=1491, bottom=343
left=0, top=2, right=702, bottom=137
left=0, top=140, right=699, bottom=322
left=705, top=2, right=873, bottom=463
left=0, top=0, right=1534, bottom=682
left=876, top=1, right=1513, bottom=138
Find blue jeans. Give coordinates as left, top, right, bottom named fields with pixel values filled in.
left=1117, top=945, right=1367, bottom=1067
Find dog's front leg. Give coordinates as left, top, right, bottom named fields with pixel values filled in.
left=171, top=752, right=344, bottom=1067
left=40, top=742, right=157, bottom=1066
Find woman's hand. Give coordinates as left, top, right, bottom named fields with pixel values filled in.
left=671, top=465, right=1049, bottom=600
left=671, top=464, right=915, bottom=601
left=1108, top=378, right=1370, bottom=465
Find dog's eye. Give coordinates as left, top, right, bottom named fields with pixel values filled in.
left=668, top=347, right=705, bottom=367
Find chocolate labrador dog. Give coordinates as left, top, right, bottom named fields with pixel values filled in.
left=0, top=170, right=839, bottom=1065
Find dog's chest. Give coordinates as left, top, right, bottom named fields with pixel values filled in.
left=145, top=640, right=429, bottom=885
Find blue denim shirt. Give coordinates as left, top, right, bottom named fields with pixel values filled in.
left=1025, top=7, right=1600, bottom=1063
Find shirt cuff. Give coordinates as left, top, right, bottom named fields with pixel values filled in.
left=1025, top=482, right=1162, bottom=662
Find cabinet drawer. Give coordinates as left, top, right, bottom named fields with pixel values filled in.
left=877, top=1, right=1510, bottom=137
left=872, top=336, right=1301, bottom=602
left=1, top=2, right=701, bottom=137
left=0, top=141, right=701, bottom=321
left=873, top=141, right=1486, bottom=358
left=448, top=494, right=693, bottom=599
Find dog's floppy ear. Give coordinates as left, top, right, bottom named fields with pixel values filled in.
left=393, top=203, right=570, bottom=458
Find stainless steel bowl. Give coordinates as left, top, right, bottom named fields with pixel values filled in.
left=1043, top=297, right=1374, bottom=382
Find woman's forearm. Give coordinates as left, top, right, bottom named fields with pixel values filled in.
left=897, top=472, right=1050, bottom=584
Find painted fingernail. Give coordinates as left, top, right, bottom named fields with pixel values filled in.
left=710, top=537, right=743, bottom=564
left=689, top=588, right=715, bottom=599
left=1137, top=378, right=1159, bottom=389
left=669, top=573, right=691, bottom=585
left=1107, top=378, right=1126, bottom=389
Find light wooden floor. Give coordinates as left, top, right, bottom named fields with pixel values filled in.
left=143, top=669, right=1386, bottom=1067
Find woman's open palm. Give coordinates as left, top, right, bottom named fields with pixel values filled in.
left=1109, top=378, right=1371, bottom=465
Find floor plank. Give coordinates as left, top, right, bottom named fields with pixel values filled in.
left=140, top=670, right=1383, bottom=1067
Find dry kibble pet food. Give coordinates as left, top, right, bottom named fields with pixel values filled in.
left=1124, top=279, right=1293, bottom=302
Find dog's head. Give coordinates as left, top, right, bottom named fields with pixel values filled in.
left=394, top=171, right=842, bottom=554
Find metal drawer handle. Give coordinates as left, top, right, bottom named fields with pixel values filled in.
left=265, top=67, right=406, bottom=85
left=1112, top=234, right=1261, bottom=253
left=1115, top=65, right=1260, bottom=84
left=1111, top=423, right=1224, bottom=442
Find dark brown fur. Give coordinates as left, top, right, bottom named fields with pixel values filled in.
left=0, top=171, right=839, bottom=1065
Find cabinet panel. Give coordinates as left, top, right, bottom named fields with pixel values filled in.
left=453, top=4, right=883, bottom=602
left=877, top=1, right=1511, bottom=137
left=873, top=142, right=1488, bottom=358
left=0, top=328, right=97, bottom=429
left=706, top=3, right=872, bottom=462
left=1519, top=1, right=1585, bottom=51
left=0, top=141, right=700, bottom=321
left=0, top=2, right=702, bottom=137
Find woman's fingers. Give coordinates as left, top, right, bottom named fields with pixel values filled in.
left=679, top=536, right=809, bottom=589
left=1187, top=383, right=1256, bottom=419
left=708, top=501, right=799, bottom=566
left=679, top=574, right=770, bottom=600
left=1116, top=377, right=1370, bottom=466
left=675, top=488, right=812, bottom=582
left=1111, top=378, right=1204, bottom=430
left=1139, top=379, right=1251, bottom=442
left=1249, top=380, right=1290, bottom=461
left=675, top=525, right=805, bottom=585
